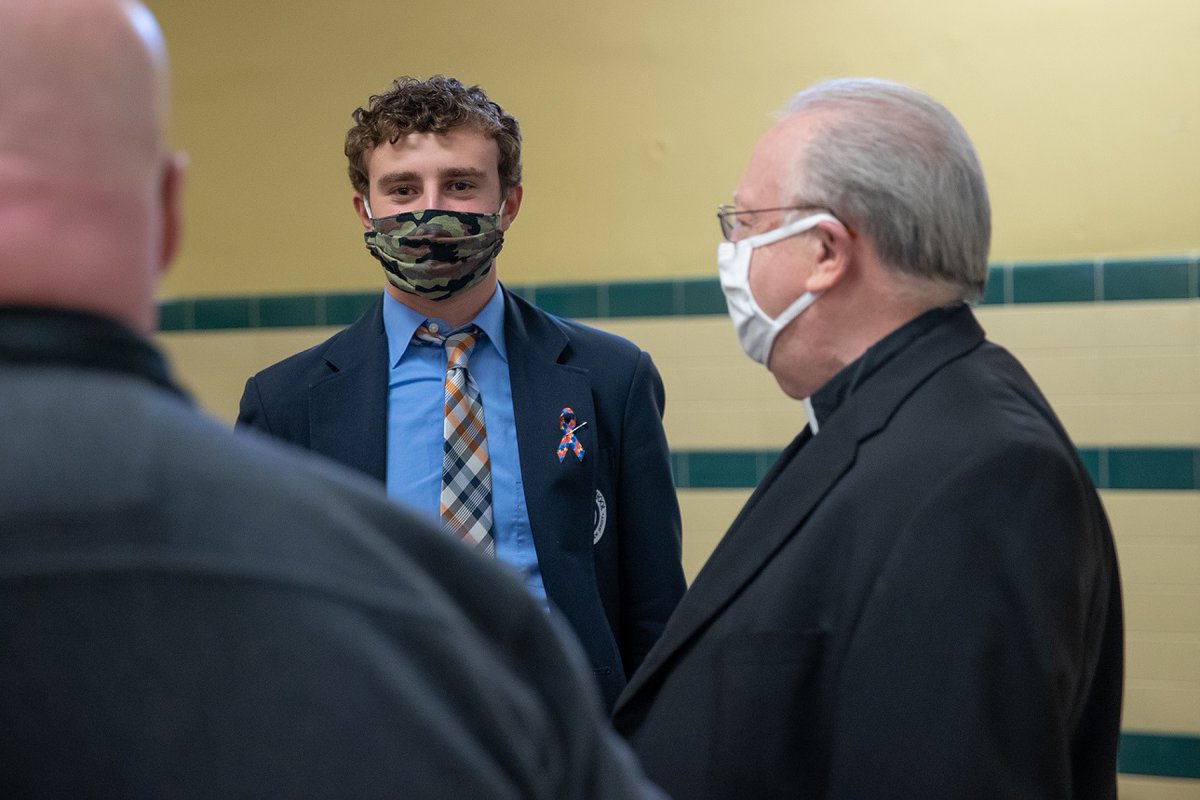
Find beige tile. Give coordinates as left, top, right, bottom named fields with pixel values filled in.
left=1104, top=494, right=1200, bottom=538
left=1020, top=351, right=1200, bottom=397
left=1058, top=401, right=1200, bottom=445
left=1017, top=352, right=1104, bottom=395
left=1101, top=351, right=1200, bottom=395
left=1123, top=680, right=1200, bottom=733
left=1117, top=541, right=1200, bottom=587
left=597, top=307, right=1200, bottom=450
left=1125, top=587, right=1200, bottom=635
left=978, top=302, right=1200, bottom=351
left=1127, top=633, right=1200, bottom=683
left=678, top=489, right=752, bottom=582
left=665, top=400, right=806, bottom=451
left=1119, top=775, right=1200, bottom=799
left=158, top=328, right=338, bottom=423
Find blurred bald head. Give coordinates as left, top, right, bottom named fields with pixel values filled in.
left=0, top=0, right=183, bottom=333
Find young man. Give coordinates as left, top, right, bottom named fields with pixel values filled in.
left=238, top=77, right=685, bottom=710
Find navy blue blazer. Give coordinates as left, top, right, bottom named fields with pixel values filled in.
left=237, top=286, right=686, bottom=709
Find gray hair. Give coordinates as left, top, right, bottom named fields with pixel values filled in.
left=783, top=78, right=990, bottom=302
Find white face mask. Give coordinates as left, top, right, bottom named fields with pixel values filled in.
left=717, top=212, right=839, bottom=365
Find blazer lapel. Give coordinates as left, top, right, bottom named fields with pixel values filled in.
left=309, top=297, right=389, bottom=483
left=618, top=425, right=857, bottom=707
left=618, top=305, right=988, bottom=710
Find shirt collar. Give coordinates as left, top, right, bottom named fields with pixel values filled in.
left=382, top=283, right=508, bottom=368
left=0, top=306, right=185, bottom=398
left=805, top=303, right=964, bottom=434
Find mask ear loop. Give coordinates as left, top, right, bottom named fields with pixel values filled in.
left=741, top=212, right=841, bottom=249
left=737, top=211, right=845, bottom=317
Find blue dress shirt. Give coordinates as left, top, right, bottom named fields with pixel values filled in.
left=382, top=285, right=546, bottom=606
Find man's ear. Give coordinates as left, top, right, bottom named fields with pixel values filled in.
left=804, top=219, right=854, bottom=293
left=352, top=192, right=373, bottom=230
left=158, top=151, right=188, bottom=273
left=500, top=185, right=523, bottom=230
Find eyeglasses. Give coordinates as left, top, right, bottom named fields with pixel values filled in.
left=716, top=204, right=834, bottom=241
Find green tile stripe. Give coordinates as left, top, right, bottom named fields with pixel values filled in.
left=159, top=292, right=378, bottom=332
left=672, top=447, right=1200, bottom=491
left=157, top=255, right=1199, bottom=331
left=1119, top=732, right=1200, bottom=779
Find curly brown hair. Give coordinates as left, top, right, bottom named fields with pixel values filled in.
left=344, top=75, right=522, bottom=197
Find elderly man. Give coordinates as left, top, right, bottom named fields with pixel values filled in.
left=0, top=1, right=665, bottom=797
left=613, top=79, right=1123, bottom=799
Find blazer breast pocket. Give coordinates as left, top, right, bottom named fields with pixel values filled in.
left=712, top=629, right=827, bottom=791
left=721, top=628, right=825, bottom=666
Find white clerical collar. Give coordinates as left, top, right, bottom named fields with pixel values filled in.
left=802, top=395, right=820, bottom=435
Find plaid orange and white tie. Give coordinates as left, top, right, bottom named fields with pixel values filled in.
left=415, top=324, right=495, bottom=557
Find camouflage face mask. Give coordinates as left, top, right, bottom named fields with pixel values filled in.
left=363, top=206, right=505, bottom=301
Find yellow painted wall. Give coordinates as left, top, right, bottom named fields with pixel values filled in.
left=151, top=0, right=1200, bottom=298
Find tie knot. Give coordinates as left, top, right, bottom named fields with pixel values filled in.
left=445, top=328, right=480, bottom=370
left=414, top=324, right=482, bottom=370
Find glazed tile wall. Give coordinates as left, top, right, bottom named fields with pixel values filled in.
left=157, top=257, right=1200, bottom=781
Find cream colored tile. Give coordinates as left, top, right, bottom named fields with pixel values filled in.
left=1093, top=302, right=1200, bottom=350
left=158, top=327, right=338, bottom=423
left=597, top=307, right=1200, bottom=449
left=1125, top=587, right=1200, bottom=635
left=1102, top=351, right=1200, bottom=395
left=1104, top=493, right=1200, bottom=539
left=598, top=317, right=811, bottom=450
left=977, top=305, right=1109, bottom=350
left=1127, top=633, right=1200, bottom=682
left=1019, top=350, right=1200, bottom=397
left=590, top=317, right=721, bottom=362
left=1117, top=541, right=1200, bottom=587
left=1058, top=401, right=1200, bottom=445
left=678, top=489, right=752, bottom=582
left=1123, top=680, right=1200, bottom=733
left=665, top=399, right=806, bottom=451
left=1119, top=775, right=1200, bottom=800
left=978, top=302, right=1200, bottom=351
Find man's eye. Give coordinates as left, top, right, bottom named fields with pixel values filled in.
left=448, top=181, right=473, bottom=192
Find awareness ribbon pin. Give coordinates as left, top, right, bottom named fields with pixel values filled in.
left=557, top=407, right=586, bottom=463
